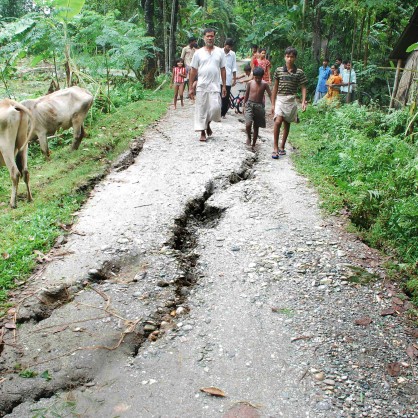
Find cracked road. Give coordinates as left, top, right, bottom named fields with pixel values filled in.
left=1, top=96, right=416, bottom=417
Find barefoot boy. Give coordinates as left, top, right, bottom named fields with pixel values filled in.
left=243, top=67, right=272, bottom=149
left=271, top=47, right=307, bottom=159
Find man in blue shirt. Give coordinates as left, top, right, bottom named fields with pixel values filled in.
left=313, top=58, right=331, bottom=104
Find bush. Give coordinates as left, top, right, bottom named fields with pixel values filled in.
left=292, top=104, right=418, bottom=303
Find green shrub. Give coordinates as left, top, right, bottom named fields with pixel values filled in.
left=292, top=104, right=418, bottom=303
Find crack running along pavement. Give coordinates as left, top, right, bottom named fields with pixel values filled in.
left=2, top=99, right=416, bottom=417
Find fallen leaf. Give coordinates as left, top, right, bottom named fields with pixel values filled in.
left=405, top=328, right=418, bottom=338
left=392, top=304, right=408, bottom=314
left=1, top=252, right=9, bottom=260
left=392, top=297, right=404, bottom=305
left=4, top=322, right=16, bottom=330
left=354, top=317, right=373, bottom=326
left=380, top=308, right=395, bottom=316
left=386, top=362, right=401, bottom=377
left=406, top=345, right=418, bottom=360
left=200, top=386, right=227, bottom=397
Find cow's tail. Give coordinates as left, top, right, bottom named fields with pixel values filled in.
left=16, top=150, right=24, bottom=173
left=13, top=102, right=35, bottom=143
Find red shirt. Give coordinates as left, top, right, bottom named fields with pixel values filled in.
left=257, top=59, right=271, bottom=83
left=173, top=66, right=186, bottom=83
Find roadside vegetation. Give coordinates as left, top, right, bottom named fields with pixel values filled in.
left=291, top=104, right=418, bottom=304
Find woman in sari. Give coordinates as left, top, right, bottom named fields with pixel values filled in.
left=325, top=65, right=343, bottom=102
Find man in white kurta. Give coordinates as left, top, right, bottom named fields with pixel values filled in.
left=189, top=29, right=226, bottom=142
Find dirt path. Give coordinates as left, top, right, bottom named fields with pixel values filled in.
left=1, top=94, right=416, bottom=417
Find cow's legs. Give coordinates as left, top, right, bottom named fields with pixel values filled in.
left=71, top=115, right=85, bottom=150
left=0, top=152, right=20, bottom=208
left=9, top=166, right=20, bottom=208
left=37, top=131, right=51, bottom=159
left=16, top=144, right=32, bottom=202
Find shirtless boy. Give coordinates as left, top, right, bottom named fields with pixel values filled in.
left=243, top=67, right=272, bottom=149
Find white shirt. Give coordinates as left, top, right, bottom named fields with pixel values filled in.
left=221, top=49, right=237, bottom=86
left=341, top=68, right=356, bottom=93
left=191, top=46, right=226, bottom=93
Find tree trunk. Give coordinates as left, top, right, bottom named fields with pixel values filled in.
left=357, top=11, right=366, bottom=59
left=350, top=11, right=358, bottom=62
left=163, top=0, right=169, bottom=73
left=143, top=0, right=156, bottom=88
left=168, top=0, right=179, bottom=69
left=154, top=2, right=164, bottom=72
left=144, top=0, right=155, bottom=37
left=363, top=12, right=371, bottom=66
left=312, top=0, right=322, bottom=65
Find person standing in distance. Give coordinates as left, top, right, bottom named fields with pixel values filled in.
left=221, top=38, right=237, bottom=118
left=181, top=36, right=197, bottom=97
left=313, top=58, right=331, bottom=104
left=189, top=29, right=227, bottom=142
left=341, top=60, right=356, bottom=103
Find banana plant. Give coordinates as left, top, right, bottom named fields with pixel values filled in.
left=40, top=0, right=86, bottom=86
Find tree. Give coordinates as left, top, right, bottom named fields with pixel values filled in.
left=0, top=0, right=30, bottom=19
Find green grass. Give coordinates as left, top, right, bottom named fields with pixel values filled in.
left=0, top=86, right=171, bottom=313
left=290, top=103, right=418, bottom=304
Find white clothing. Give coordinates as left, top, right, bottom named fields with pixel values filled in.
left=341, top=68, right=356, bottom=93
left=274, top=95, right=298, bottom=123
left=194, top=91, right=221, bottom=131
left=191, top=46, right=226, bottom=93
left=220, top=49, right=237, bottom=86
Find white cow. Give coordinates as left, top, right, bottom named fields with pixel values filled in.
left=21, top=86, right=93, bottom=159
left=0, top=99, right=33, bottom=208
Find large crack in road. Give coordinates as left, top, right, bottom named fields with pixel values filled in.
left=1, top=99, right=416, bottom=417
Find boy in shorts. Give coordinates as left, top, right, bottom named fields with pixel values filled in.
left=243, top=66, right=272, bottom=150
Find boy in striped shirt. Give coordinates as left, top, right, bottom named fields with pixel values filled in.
left=271, top=47, right=307, bottom=158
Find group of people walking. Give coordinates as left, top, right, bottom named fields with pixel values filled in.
left=313, top=58, right=357, bottom=104
left=170, top=29, right=308, bottom=159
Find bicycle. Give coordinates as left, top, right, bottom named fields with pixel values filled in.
left=229, top=89, right=246, bottom=114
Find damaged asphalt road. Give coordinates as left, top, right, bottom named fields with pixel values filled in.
left=1, top=99, right=417, bottom=417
